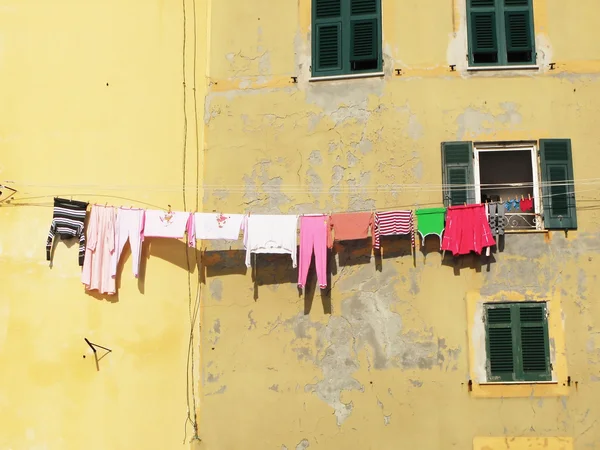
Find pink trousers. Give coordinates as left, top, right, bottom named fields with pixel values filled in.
left=298, top=216, right=328, bottom=289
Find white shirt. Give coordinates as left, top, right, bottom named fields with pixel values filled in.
left=143, top=210, right=190, bottom=239
left=243, top=215, right=298, bottom=268
left=193, top=213, right=244, bottom=241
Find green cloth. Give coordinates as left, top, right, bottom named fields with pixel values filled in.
left=415, top=208, right=446, bottom=245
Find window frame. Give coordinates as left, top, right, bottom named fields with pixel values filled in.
left=473, top=142, right=543, bottom=231
left=311, top=0, right=383, bottom=78
left=484, top=301, right=552, bottom=383
left=466, top=0, right=536, bottom=68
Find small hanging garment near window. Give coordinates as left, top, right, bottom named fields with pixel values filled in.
left=46, top=197, right=89, bottom=266
left=487, top=202, right=507, bottom=238
left=81, top=205, right=118, bottom=295
left=373, top=210, right=415, bottom=250
left=441, top=204, right=495, bottom=256
left=415, top=207, right=446, bottom=249
left=242, top=214, right=299, bottom=268
left=328, top=212, right=374, bottom=248
left=111, top=208, right=145, bottom=279
left=189, top=213, right=244, bottom=247
left=143, top=209, right=192, bottom=243
left=520, top=197, right=534, bottom=212
left=298, top=215, right=329, bottom=289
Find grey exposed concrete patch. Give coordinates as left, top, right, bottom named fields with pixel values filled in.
left=210, top=319, right=221, bottom=345
left=242, top=160, right=291, bottom=213
left=295, top=439, right=310, bottom=450
left=287, top=264, right=458, bottom=425
left=410, top=379, right=423, bottom=387
left=210, top=279, right=223, bottom=302
left=206, top=385, right=227, bottom=396
left=248, top=311, right=257, bottom=330
left=306, top=168, right=323, bottom=197
left=269, top=384, right=279, bottom=392
left=358, top=138, right=373, bottom=154
left=346, top=152, right=359, bottom=167
left=455, top=103, right=522, bottom=140
left=207, top=373, right=220, bottom=383
left=305, top=81, right=384, bottom=116
left=308, top=150, right=322, bottom=166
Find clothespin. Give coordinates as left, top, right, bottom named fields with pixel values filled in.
left=521, top=195, right=524, bottom=201
left=464, top=202, right=467, bottom=206
left=167, top=204, right=172, bottom=214
left=528, top=193, right=531, bottom=200
left=500, top=197, right=503, bottom=203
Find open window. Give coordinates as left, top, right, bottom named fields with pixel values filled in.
left=441, top=139, right=577, bottom=231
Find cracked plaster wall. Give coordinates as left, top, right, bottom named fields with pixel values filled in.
left=199, top=0, right=600, bottom=449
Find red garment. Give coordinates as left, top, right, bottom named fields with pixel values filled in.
left=441, top=204, right=495, bottom=255
left=520, top=198, right=534, bottom=212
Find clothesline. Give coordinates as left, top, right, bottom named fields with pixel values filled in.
left=2, top=178, right=597, bottom=193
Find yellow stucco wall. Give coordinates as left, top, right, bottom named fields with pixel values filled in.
left=0, top=0, right=207, bottom=449
left=2, top=0, right=600, bottom=449
left=199, top=0, right=600, bottom=449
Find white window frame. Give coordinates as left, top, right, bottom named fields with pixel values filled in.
left=473, top=142, right=543, bottom=231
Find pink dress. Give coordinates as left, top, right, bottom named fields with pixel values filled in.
left=82, top=205, right=117, bottom=295
left=441, top=204, right=495, bottom=255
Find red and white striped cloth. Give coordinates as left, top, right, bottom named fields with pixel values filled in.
left=374, top=210, right=415, bottom=249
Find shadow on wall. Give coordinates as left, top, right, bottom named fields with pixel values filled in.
left=85, top=238, right=202, bottom=303
left=88, top=233, right=500, bottom=304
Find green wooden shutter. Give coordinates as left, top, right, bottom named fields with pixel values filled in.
left=313, top=0, right=343, bottom=76
left=517, top=303, right=551, bottom=381
left=349, top=0, right=380, bottom=72
left=468, top=0, right=499, bottom=65
left=504, top=0, right=535, bottom=64
left=441, top=142, right=475, bottom=207
left=540, top=139, right=577, bottom=229
left=486, top=305, right=515, bottom=382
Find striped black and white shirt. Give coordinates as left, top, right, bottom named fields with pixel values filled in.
left=46, top=198, right=89, bottom=265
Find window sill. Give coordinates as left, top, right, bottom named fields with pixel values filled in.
left=504, top=229, right=549, bottom=234
left=479, top=380, right=557, bottom=385
left=467, top=65, right=540, bottom=72
left=309, top=71, right=385, bottom=82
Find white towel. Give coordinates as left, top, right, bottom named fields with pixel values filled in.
left=242, top=215, right=298, bottom=268
left=194, top=213, right=244, bottom=240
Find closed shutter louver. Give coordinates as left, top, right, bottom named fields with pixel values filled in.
left=351, top=0, right=377, bottom=15
left=505, top=11, right=533, bottom=63
left=486, top=306, right=515, bottom=381
left=441, top=142, right=475, bottom=207
left=313, top=0, right=342, bottom=75
left=315, top=0, right=341, bottom=18
left=519, top=305, right=551, bottom=381
left=540, top=139, right=577, bottom=229
left=351, top=20, right=377, bottom=61
left=349, top=0, right=380, bottom=71
left=316, top=24, right=342, bottom=70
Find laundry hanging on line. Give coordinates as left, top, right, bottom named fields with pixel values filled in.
left=46, top=197, right=89, bottom=266
left=415, top=207, right=446, bottom=249
left=442, top=204, right=495, bottom=256
left=373, top=210, right=415, bottom=250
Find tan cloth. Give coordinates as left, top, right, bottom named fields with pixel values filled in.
left=328, top=212, right=374, bottom=248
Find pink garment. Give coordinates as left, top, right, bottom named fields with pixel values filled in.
left=82, top=205, right=117, bottom=295
left=111, top=208, right=145, bottom=279
left=441, top=204, right=495, bottom=256
left=298, top=215, right=329, bottom=289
